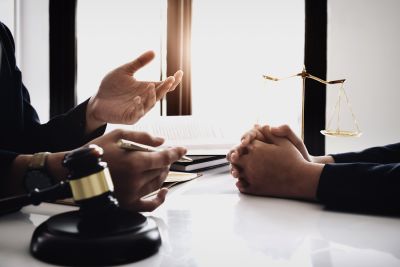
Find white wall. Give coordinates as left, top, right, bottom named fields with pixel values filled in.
left=0, top=0, right=15, bottom=32
left=18, top=0, right=49, bottom=122
left=76, top=0, right=165, bottom=118
left=326, top=0, right=400, bottom=154
left=0, top=0, right=49, bottom=122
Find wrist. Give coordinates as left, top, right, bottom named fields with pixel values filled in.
left=46, top=152, right=69, bottom=182
left=86, top=97, right=106, bottom=134
left=295, top=162, right=324, bottom=200
left=311, top=155, right=334, bottom=164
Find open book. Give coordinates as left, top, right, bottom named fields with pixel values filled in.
left=107, top=116, right=249, bottom=155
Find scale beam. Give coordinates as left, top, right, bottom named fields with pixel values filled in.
left=263, top=67, right=361, bottom=138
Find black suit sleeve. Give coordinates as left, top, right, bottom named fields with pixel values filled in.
left=20, top=96, right=106, bottom=153
left=330, top=143, right=400, bottom=164
left=317, top=162, right=400, bottom=214
left=0, top=21, right=106, bottom=180
left=317, top=143, right=400, bottom=214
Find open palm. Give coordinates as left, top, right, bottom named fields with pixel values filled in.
left=88, top=51, right=183, bottom=125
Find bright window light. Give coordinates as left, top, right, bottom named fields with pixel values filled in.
left=191, top=0, right=305, bottom=136
left=76, top=0, right=166, bottom=118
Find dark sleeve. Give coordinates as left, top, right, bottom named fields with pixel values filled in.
left=317, top=162, right=400, bottom=214
left=0, top=21, right=106, bottom=179
left=21, top=97, right=107, bottom=153
left=331, top=143, right=400, bottom=164
left=0, top=150, right=18, bottom=179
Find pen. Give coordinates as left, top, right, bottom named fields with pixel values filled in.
left=117, top=139, right=193, bottom=162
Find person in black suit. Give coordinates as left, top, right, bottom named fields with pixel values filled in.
left=0, top=21, right=186, bottom=211
left=227, top=124, right=400, bottom=214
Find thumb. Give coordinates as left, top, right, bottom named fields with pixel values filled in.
left=120, top=50, right=155, bottom=74
left=271, top=124, right=292, bottom=137
left=133, top=188, right=169, bottom=212
left=271, top=125, right=311, bottom=161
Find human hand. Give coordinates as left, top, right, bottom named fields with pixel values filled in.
left=227, top=124, right=311, bottom=164
left=86, top=51, right=183, bottom=132
left=269, top=124, right=312, bottom=162
left=270, top=125, right=334, bottom=164
left=229, top=136, right=322, bottom=200
left=227, top=124, right=274, bottom=178
left=88, top=129, right=187, bottom=211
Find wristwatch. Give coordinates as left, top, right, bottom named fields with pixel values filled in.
left=24, top=152, right=54, bottom=192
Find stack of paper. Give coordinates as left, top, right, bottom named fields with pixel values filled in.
left=107, top=115, right=248, bottom=155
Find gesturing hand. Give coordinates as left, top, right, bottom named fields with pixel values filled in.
left=86, top=51, right=183, bottom=132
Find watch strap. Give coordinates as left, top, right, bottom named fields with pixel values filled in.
left=28, top=152, right=50, bottom=170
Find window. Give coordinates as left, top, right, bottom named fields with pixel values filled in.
left=76, top=0, right=167, bottom=118
left=191, top=0, right=305, bottom=136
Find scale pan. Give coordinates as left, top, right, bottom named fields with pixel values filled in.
left=320, top=130, right=362, bottom=137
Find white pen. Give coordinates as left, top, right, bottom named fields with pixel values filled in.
left=117, top=139, right=193, bottom=162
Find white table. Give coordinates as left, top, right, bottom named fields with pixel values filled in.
left=1, top=165, right=400, bottom=267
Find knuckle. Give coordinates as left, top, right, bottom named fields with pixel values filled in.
left=138, top=131, right=152, bottom=140
left=161, top=152, right=173, bottom=165
left=111, top=128, right=123, bottom=137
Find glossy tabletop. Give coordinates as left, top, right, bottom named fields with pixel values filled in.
left=1, top=165, right=400, bottom=267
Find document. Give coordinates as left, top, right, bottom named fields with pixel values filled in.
left=107, top=115, right=248, bottom=155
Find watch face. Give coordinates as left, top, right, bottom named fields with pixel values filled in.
left=24, top=170, right=53, bottom=192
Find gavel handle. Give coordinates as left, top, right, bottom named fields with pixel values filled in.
left=0, top=181, right=72, bottom=216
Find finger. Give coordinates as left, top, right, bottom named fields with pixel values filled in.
left=142, top=83, right=157, bottom=113
left=240, top=131, right=256, bottom=146
left=116, top=129, right=165, bottom=147
left=227, top=147, right=240, bottom=162
left=271, top=125, right=308, bottom=157
left=169, top=70, right=184, bottom=92
left=240, top=127, right=265, bottom=146
left=137, top=167, right=169, bottom=196
left=130, top=188, right=169, bottom=212
left=271, top=124, right=301, bottom=146
left=115, top=167, right=168, bottom=201
left=140, top=147, right=187, bottom=170
left=121, top=50, right=155, bottom=74
left=259, top=125, right=276, bottom=143
left=236, top=178, right=250, bottom=192
left=230, top=164, right=241, bottom=178
left=270, top=124, right=290, bottom=137
left=229, top=151, right=240, bottom=164
left=155, top=76, right=175, bottom=101
left=142, top=70, right=183, bottom=91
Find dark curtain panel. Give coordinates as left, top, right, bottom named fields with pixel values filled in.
left=49, top=0, right=77, bottom=117
left=304, top=0, right=327, bottom=156
left=166, top=0, right=192, bottom=115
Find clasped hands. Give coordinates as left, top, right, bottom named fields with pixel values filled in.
left=227, top=124, right=325, bottom=200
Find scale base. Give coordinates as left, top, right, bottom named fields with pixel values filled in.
left=30, top=209, right=161, bottom=266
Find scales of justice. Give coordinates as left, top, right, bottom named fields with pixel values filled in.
left=263, top=66, right=362, bottom=140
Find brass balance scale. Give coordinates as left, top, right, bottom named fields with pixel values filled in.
left=263, top=66, right=362, bottom=139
